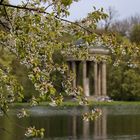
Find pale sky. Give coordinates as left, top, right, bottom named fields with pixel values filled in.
left=10, top=0, right=140, bottom=21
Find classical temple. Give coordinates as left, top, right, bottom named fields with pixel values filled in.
left=67, top=45, right=110, bottom=97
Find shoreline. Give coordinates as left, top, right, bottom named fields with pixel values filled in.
left=11, top=101, right=140, bottom=108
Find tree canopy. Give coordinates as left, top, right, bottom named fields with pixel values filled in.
left=0, top=0, right=110, bottom=137
left=0, top=0, right=140, bottom=138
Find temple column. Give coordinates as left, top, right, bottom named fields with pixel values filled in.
left=72, top=61, right=76, bottom=88
left=94, top=62, right=98, bottom=96
left=67, top=61, right=71, bottom=72
left=101, top=62, right=107, bottom=96
left=97, top=63, right=101, bottom=96
left=76, top=61, right=80, bottom=87
left=83, top=61, right=89, bottom=96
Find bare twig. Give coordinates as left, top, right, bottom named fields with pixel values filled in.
left=44, top=3, right=54, bottom=11
left=55, top=16, right=93, bottom=33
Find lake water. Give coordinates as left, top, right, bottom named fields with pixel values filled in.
left=1, top=104, right=140, bottom=140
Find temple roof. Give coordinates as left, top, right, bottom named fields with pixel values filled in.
left=88, top=46, right=110, bottom=55
left=74, top=39, right=110, bottom=55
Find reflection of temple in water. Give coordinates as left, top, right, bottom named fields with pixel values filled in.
left=93, top=108, right=107, bottom=139
left=2, top=107, right=140, bottom=140
left=71, top=107, right=107, bottom=139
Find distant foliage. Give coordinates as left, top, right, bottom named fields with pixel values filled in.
left=130, top=24, right=140, bottom=45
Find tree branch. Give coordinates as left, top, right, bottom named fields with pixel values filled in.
left=0, top=20, right=10, bottom=31
left=44, top=3, right=54, bottom=11
left=55, top=16, right=93, bottom=34
left=0, top=3, right=44, bottom=12
left=0, top=0, right=3, bottom=4
left=3, top=5, right=14, bottom=31
left=0, top=3, right=93, bottom=34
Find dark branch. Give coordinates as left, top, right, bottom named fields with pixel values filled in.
left=44, top=3, right=54, bottom=11
left=55, top=16, right=93, bottom=34
left=3, top=5, right=14, bottom=31
left=0, top=3, right=93, bottom=34
left=0, top=0, right=4, bottom=4
left=0, top=3, right=44, bottom=12
left=0, top=20, right=10, bottom=31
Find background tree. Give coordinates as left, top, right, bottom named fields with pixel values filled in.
left=103, top=6, right=118, bottom=31
left=130, top=24, right=140, bottom=45
left=111, top=15, right=140, bottom=37
left=89, top=8, right=140, bottom=101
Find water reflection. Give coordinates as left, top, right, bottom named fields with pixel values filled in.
left=93, top=108, right=107, bottom=140
left=1, top=106, right=140, bottom=140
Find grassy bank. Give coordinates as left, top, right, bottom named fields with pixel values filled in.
left=12, top=101, right=140, bottom=108
left=61, top=101, right=140, bottom=107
